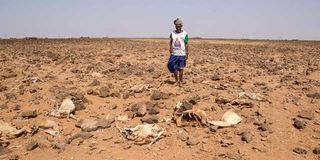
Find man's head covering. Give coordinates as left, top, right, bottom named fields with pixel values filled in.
left=174, top=18, right=183, bottom=25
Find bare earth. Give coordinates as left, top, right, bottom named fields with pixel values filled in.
left=0, top=38, right=319, bottom=160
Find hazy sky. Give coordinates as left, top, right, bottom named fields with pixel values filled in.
left=1, top=0, right=320, bottom=40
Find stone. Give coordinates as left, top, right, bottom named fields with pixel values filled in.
left=0, top=85, right=8, bottom=92
left=313, top=146, right=320, bottom=154
left=176, top=129, right=189, bottom=141
left=8, top=154, right=19, bottom=160
left=79, top=119, right=111, bottom=132
left=148, top=106, right=160, bottom=114
left=215, top=97, right=231, bottom=104
left=187, top=94, right=201, bottom=105
left=307, top=92, right=320, bottom=99
left=5, top=93, right=16, bottom=100
left=25, top=140, right=38, bottom=151
left=186, top=137, right=200, bottom=146
left=192, top=77, right=204, bottom=83
left=297, top=110, right=314, bottom=120
left=66, top=132, right=93, bottom=144
left=260, top=132, right=269, bottom=137
left=293, top=119, right=306, bottom=129
left=0, top=103, right=8, bottom=109
left=109, top=104, right=117, bottom=110
left=293, top=147, right=307, bottom=154
left=122, top=91, right=130, bottom=99
left=131, top=102, right=147, bottom=117
left=0, top=120, right=25, bottom=138
left=39, top=120, right=58, bottom=129
left=105, top=114, right=116, bottom=124
left=88, top=79, right=100, bottom=86
left=2, top=72, right=17, bottom=79
left=150, top=90, right=162, bottom=100
left=209, top=126, right=218, bottom=132
left=258, top=124, right=271, bottom=132
left=74, top=100, right=86, bottom=111
left=0, top=146, right=12, bottom=156
left=21, top=109, right=37, bottom=118
left=241, top=131, right=252, bottom=143
left=99, top=87, right=110, bottom=98
left=210, top=74, right=221, bottom=81
left=12, top=105, right=20, bottom=111
left=226, top=152, right=242, bottom=160
left=141, top=115, right=159, bottom=124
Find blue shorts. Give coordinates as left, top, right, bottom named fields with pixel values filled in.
left=167, top=55, right=186, bottom=73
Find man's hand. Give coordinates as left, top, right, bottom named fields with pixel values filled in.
left=169, top=48, right=173, bottom=53
left=186, top=54, right=188, bottom=60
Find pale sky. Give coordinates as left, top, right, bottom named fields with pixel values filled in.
left=1, top=0, right=320, bottom=40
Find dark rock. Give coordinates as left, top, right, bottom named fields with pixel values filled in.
left=293, top=119, right=306, bottom=129
left=258, top=124, right=271, bottom=132
left=210, top=74, right=221, bottom=81
left=148, top=106, right=160, bottom=114
left=141, top=115, right=159, bottom=124
left=209, top=126, right=218, bottom=132
left=131, top=102, right=147, bottom=117
left=2, top=72, right=17, bottom=79
left=109, top=104, right=117, bottom=110
left=66, top=132, right=93, bottom=144
left=215, top=97, right=231, bottom=104
left=21, top=109, right=38, bottom=118
left=150, top=90, right=162, bottom=100
left=96, top=119, right=112, bottom=128
left=176, top=129, right=189, bottom=141
left=122, top=91, right=130, bottom=99
left=192, top=77, right=204, bottom=83
left=0, top=146, right=12, bottom=156
left=5, top=93, right=16, bottom=100
left=88, top=79, right=100, bottom=86
left=0, top=103, right=8, bottom=109
left=297, top=110, right=314, bottom=120
left=12, top=105, right=21, bottom=111
left=86, top=89, right=94, bottom=95
left=313, top=146, right=320, bottom=154
left=99, top=87, right=110, bottom=98
left=52, top=142, right=65, bottom=150
left=73, top=100, right=86, bottom=111
left=0, top=85, right=8, bottom=92
left=241, top=131, right=252, bottom=143
left=187, top=94, right=200, bottom=105
left=293, top=147, right=307, bottom=154
left=25, top=140, right=38, bottom=151
left=307, top=92, right=320, bottom=99
left=226, top=152, right=242, bottom=160
left=8, top=154, right=19, bottom=160
left=186, top=137, right=200, bottom=146
left=175, top=100, right=193, bottom=114
left=79, top=119, right=112, bottom=132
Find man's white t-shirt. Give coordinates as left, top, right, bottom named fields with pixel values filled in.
left=170, top=31, right=189, bottom=56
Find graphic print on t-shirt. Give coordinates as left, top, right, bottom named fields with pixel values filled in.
left=174, top=37, right=181, bottom=48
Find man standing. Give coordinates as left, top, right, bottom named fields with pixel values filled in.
left=168, top=18, right=189, bottom=87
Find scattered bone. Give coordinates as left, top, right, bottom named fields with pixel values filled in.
left=50, top=98, right=76, bottom=120
left=208, top=110, right=242, bottom=127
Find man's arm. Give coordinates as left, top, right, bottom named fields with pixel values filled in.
left=185, top=44, right=189, bottom=60
left=185, top=34, right=189, bottom=60
left=169, top=33, right=173, bottom=54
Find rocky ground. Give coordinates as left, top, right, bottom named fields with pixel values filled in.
left=0, top=38, right=319, bottom=160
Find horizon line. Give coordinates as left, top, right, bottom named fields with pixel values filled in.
left=1, top=36, right=320, bottom=42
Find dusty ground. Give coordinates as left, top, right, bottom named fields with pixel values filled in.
left=0, top=38, right=319, bottom=160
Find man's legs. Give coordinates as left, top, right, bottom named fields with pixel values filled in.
left=178, top=69, right=183, bottom=83
left=174, top=71, right=179, bottom=83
